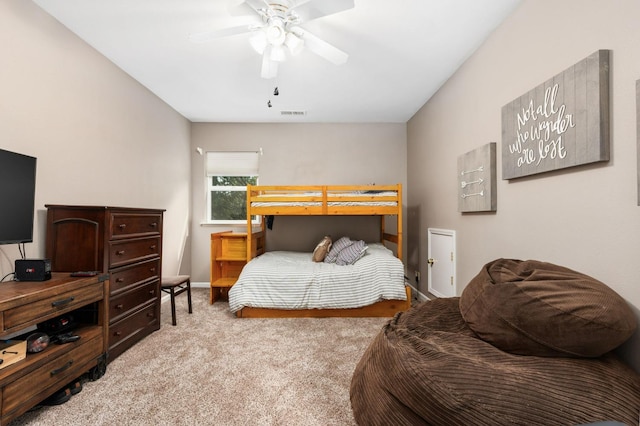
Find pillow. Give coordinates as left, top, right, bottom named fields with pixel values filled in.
left=336, top=240, right=368, bottom=265
left=324, top=236, right=354, bottom=263
left=312, top=236, right=332, bottom=262
left=459, top=258, right=637, bottom=358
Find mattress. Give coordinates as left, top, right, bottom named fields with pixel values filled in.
left=228, top=243, right=406, bottom=313
left=250, top=191, right=398, bottom=207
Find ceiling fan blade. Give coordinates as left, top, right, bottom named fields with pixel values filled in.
left=292, top=0, right=354, bottom=22
left=234, top=0, right=270, bottom=15
left=189, top=24, right=256, bottom=43
left=294, top=28, right=348, bottom=65
left=261, top=48, right=279, bottom=79
left=228, top=0, right=254, bottom=15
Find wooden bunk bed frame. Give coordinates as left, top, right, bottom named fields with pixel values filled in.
left=233, top=184, right=410, bottom=318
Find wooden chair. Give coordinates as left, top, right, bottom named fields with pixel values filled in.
left=161, top=275, right=192, bottom=326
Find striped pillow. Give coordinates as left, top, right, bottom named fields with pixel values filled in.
left=324, top=237, right=354, bottom=263
left=336, top=240, right=368, bottom=265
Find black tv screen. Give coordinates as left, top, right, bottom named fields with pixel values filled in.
left=0, top=148, right=37, bottom=245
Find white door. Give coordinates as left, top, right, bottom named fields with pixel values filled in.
left=427, top=228, right=456, bottom=298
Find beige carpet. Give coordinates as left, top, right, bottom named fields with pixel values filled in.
left=10, top=288, right=388, bottom=425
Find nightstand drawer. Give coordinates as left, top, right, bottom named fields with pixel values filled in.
left=108, top=236, right=161, bottom=269
left=109, top=213, right=162, bottom=239
left=2, top=282, right=103, bottom=332
left=110, top=258, right=160, bottom=295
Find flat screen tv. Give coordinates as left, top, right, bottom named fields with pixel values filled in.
left=0, top=148, right=37, bottom=245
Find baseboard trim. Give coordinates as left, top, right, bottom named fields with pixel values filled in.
left=414, top=288, right=431, bottom=302
left=405, top=284, right=429, bottom=303
left=407, top=280, right=438, bottom=302
left=191, top=281, right=209, bottom=289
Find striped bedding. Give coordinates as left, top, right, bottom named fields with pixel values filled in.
left=228, top=243, right=406, bottom=313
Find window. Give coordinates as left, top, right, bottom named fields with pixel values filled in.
left=206, top=151, right=259, bottom=224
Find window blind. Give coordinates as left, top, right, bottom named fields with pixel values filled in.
left=206, top=151, right=259, bottom=177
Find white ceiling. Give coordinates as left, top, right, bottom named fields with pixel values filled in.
left=32, top=0, right=521, bottom=123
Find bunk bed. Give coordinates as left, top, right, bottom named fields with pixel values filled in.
left=228, top=184, right=410, bottom=318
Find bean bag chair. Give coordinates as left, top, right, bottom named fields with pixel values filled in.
left=459, top=259, right=637, bottom=357
left=350, top=259, right=640, bottom=425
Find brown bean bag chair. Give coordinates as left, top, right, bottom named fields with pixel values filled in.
left=459, top=259, right=637, bottom=357
left=350, top=297, right=640, bottom=425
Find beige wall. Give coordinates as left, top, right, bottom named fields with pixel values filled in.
left=0, top=1, right=191, bottom=279
left=407, top=0, right=640, bottom=371
left=5, top=0, right=637, bottom=372
left=190, top=122, right=407, bottom=283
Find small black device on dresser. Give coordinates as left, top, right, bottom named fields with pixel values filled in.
left=14, top=258, right=51, bottom=281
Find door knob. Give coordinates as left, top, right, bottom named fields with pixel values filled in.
left=427, top=258, right=436, bottom=266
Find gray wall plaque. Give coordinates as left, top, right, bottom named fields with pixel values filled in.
left=458, top=142, right=497, bottom=212
left=501, top=50, right=610, bottom=180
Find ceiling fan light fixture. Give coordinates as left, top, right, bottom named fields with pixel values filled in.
left=270, top=44, right=287, bottom=62
left=284, top=32, right=304, bottom=56
left=261, top=48, right=278, bottom=79
left=265, top=19, right=286, bottom=46
left=249, top=30, right=267, bottom=54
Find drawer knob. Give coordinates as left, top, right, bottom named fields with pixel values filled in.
left=116, top=278, right=124, bottom=283
left=50, top=360, right=73, bottom=376
left=115, top=304, right=124, bottom=310
left=147, top=312, right=154, bottom=318
left=150, top=245, right=157, bottom=250
left=149, top=290, right=155, bottom=295
left=118, top=224, right=127, bottom=229
left=51, top=296, right=75, bottom=308
left=114, top=331, right=122, bottom=337
left=150, top=268, right=156, bottom=272
left=116, top=250, right=125, bottom=256
left=150, top=222, right=157, bottom=228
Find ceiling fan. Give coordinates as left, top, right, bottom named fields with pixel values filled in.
left=190, top=0, right=354, bottom=79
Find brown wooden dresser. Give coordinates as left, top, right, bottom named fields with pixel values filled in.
left=45, top=205, right=164, bottom=362
left=0, top=273, right=108, bottom=424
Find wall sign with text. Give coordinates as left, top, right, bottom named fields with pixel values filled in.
left=501, top=50, right=610, bottom=180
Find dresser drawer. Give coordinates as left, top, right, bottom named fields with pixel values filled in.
left=109, top=302, right=158, bottom=349
left=2, top=282, right=103, bottom=332
left=2, top=330, right=102, bottom=417
left=109, top=213, right=162, bottom=239
left=109, top=258, right=160, bottom=295
left=108, top=236, right=161, bottom=269
left=109, top=280, right=158, bottom=324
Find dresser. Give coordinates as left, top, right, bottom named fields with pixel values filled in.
left=0, top=273, right=108, bottom=425
left=210, top=230, right=264, bottom=304
left=45, top=205, right=164, bottom=362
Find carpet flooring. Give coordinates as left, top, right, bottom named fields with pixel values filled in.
left=9, top=288, right=388, bottom=425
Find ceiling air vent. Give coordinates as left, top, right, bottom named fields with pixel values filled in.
left=280, top=110, right=307, bottom=116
